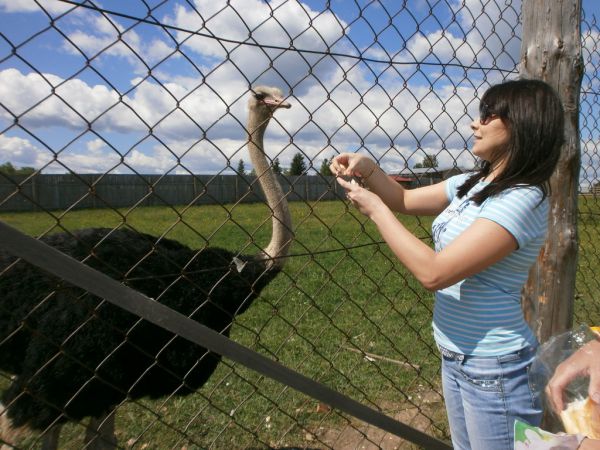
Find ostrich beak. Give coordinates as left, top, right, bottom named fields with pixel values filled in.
left=265, top=97, right=291, bottom=109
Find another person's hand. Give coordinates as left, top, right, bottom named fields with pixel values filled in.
left=546, top=339, right=600, bottom=414
left=580, top=437, right=600, bottom=450
left=329, top=153, right=377, bottom=180
left=336, top=176, right=384, bottom=218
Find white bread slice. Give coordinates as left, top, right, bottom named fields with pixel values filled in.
left=560, top=397, right=600, bottom=438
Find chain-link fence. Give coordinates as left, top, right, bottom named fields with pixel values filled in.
left=576, top=8, right=600, bottom=329
left=0, top=1, right=596, bottom=449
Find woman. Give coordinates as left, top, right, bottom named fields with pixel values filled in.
left=330, top=78, right=564, bottom=450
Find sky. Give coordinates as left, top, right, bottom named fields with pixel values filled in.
left=0, top=0, right=598, bottom=180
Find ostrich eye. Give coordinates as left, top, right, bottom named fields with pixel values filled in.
left=253, top=92, right=266, bottom=100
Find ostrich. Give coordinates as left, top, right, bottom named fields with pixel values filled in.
left=0, top=86, right=292, bottom=449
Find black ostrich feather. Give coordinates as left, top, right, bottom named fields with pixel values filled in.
left=0, top=227, right=279, bottom=429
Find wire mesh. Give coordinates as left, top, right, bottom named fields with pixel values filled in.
left=576, top=7, right=600, bottom=328
left=0, top=0, right=594, bottom=449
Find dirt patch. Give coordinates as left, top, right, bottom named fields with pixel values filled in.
left=306, top=390, right=448, bottom=450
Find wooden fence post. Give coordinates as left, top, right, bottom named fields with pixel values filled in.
left=519, top=0, right=583, bottom=430
left=520, top=0, right=583, bottom=343
left=520, top=0, right=583, bottom=431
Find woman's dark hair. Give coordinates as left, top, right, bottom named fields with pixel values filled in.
left=457, top=78, right=565, bottom=205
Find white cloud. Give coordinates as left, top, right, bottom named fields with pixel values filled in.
left=167, top=0, right=346, bottom=89
left=1, top=0, right=596, bottom=192
left=0, top=68, right=121, bottom=130
left=582, top=28, right=600, bottom=92
left=52, top=139, right=123, bottom=173
left=405, top=30, right=478, bottom=66
left=28, top=138, right=189, bottom=175
left=62, top=14, right=177, bottom=72
left=455, top=0, right=522, bottom=69
left=0, top=62, right=476, bottom=174
left=0, top=0, right=71, bottom=14
left=0, top=67, right=293, bottom=140
left=170, top=0, right=345, bottom=55
left=86, top=138, right=106, bottom=153
left=0, top=134, right=52, bottom=168
left=0, top=1, right=500, bottom=176
left=388, top=0, right=520, bottom=72
left=123, top=148, right=178, bottom=174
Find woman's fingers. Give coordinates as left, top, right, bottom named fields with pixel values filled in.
left=546, top=375, right=568, bottom=413
left=546, top=357, right=587, bottom=413
left=336, top=176, right=353, bottom=191
left=336, top=176, right=360, bottom=189
left=330, top=155, right=352, bottom=176
left=546, top=340, right=600, bottom=414
left=331, top=153, right=367, bottom=178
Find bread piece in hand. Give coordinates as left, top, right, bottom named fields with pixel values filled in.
left=560, top=397, right=600, bottom=439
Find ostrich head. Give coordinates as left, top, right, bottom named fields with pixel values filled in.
left=245, top=86, right=293, bottom=271
left=247, top=86, right=291, bottom=131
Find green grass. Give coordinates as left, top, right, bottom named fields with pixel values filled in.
left=10, top=196, right=600, bottom=449
left=574, top=195, right=600, bottom=326
left=1, top=201, right=446, bottom=448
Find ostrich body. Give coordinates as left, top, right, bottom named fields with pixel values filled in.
left=0, top=86, right=292, bottom=449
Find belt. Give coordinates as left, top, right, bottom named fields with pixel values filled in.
left=438, top=344, right=465, bottom=362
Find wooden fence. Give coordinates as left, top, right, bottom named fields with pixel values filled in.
left=0, top=174, right=341, bottom=212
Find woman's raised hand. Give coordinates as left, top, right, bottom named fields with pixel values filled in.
left=336, top=176, right=384, bottom=219
left=329, top=153, right=376, bottom=179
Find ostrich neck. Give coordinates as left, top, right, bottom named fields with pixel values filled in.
left=247, top=115, right=292, bottom=270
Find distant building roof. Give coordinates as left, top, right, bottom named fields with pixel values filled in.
left=396, top=166, right=469, bottom=178
left=389, top=175, right=413, bottom=182
left=402, top=167, right=442, bottom=175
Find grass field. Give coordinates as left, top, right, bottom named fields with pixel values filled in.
left=2, top=197, right=599, bottom=449
left=573, top=195, right=600, bottom=327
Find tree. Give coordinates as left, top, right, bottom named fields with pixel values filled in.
left=413, top=154, right=438, bottom=169
left=0, top=162, right=16, bottom=175
left=319, top=157, right=333, bottom=176
left=19, top=167, right=35, bottom=175
left=237, top=159, right=246, bottom=176
left=272, top=157, right=282, bottom=175
left=0, top=162, right=35, bottom=175
left=288, top=152, right=307, bottom=176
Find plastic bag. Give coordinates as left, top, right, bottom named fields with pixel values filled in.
left=515, top=325, right=599, bottom=448
left=529, top=324, right=599, bottom=414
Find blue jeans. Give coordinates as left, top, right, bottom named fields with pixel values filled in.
left=440, top=345, right=542, bottom=450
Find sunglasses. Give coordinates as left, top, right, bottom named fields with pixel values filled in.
left=479, top=102, right=499, bottom=125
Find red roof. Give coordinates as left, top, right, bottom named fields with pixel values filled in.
left=389, top=175, right=413, bottom=182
